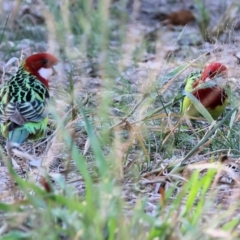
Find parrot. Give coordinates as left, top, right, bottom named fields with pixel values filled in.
left=180, top=62, right=229, bottom=120
left=0, top=53, right=58, bottom=149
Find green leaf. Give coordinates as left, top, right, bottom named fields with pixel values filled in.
left=1, top=231, right=31, bottom=240
left=184, top=91, right=214, bottom=123
left=79, top=103, right=109, bottom=177
left=222, top=218, right=240, bottom=231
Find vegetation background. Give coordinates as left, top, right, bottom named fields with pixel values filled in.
left=0, top=0, right=240, bottom=239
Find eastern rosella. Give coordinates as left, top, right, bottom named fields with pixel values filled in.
left=0, top=53, right=58, bottom=147
left=181, top=62, right=228, bottom=120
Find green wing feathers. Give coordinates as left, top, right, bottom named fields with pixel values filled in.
left=1, top=117, right=48, bottom=144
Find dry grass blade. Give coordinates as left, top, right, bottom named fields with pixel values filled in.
left=209, top=0, right=240, bottom=42
left=181, top=107, right=238, bottom=165
left=1, top=1, right=240, bottom=239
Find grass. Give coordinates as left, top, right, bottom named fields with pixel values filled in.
left=0, top=0, right=240, bottom=239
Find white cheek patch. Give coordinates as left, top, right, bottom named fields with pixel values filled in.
left=38, top=67, right=53, bottom=79
left=215, top=76, right=228, bottom=88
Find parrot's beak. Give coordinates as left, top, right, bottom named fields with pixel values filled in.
left=213, top=71, right=228, bottom=87
left=52, top=66, right=57, bottom=76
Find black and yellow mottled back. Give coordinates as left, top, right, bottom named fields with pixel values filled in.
left=0, top=65, right=49, bottom=143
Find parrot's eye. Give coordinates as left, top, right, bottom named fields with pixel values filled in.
left=209, top=70, right=214, bottom=77
left=42, top=59, right=48, bottom=65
